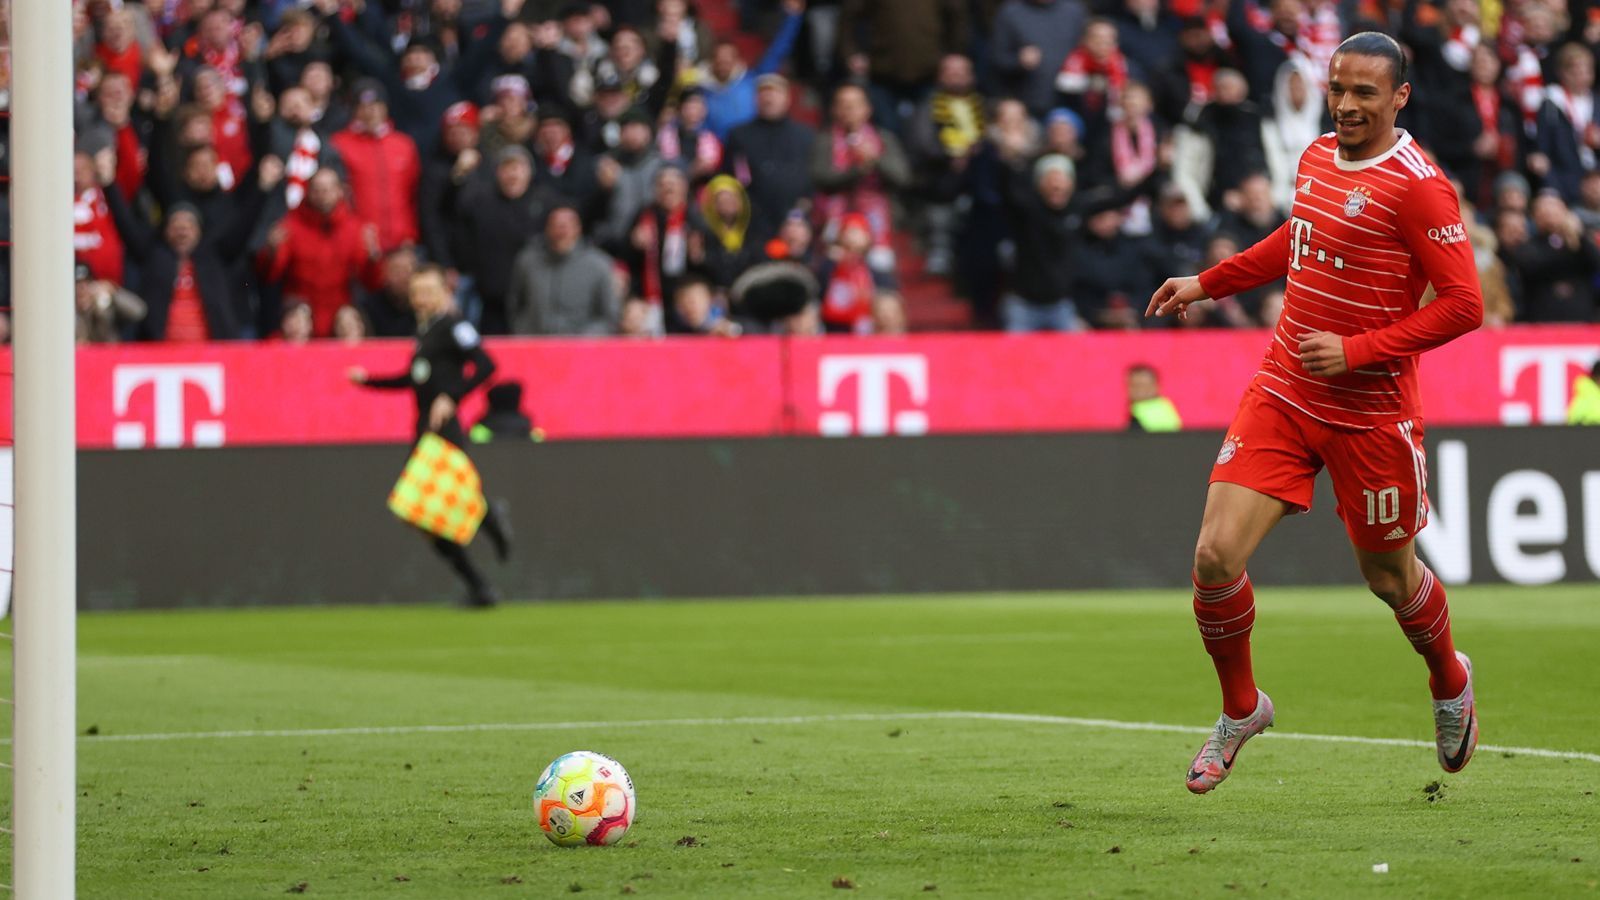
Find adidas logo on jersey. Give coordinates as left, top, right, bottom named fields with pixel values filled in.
left=1384, top=526, right=1409, bottom=541
left=1298, top=178, right=1314, bottom=195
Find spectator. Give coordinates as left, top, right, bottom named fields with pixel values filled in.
left=1225, top=0, right=1304, bottom=105
left=909, top=53, right=986, bottom=276
left=363, top=246, right=424, bottom=338
left=672, top=273, right=741, bottom=336
left=811, top=83, right=911, bottom=266
left=1175, top=69, right=1267, bottom=215
left=819, top=212, right=891, bottom=333
left=261, top=167, right=384, bottom=336
left=299, top=61, right=352, bottom=136
left=333, top=304, right=369, bottom=345
left=1146, top=181, right=1212, bottom=280
left=1504, top=190, right=1600, bottom=322
left=619, top=296, right=658, bottom=337
left=699, top=174, right=758, bottom=290
left=191, top=67, right=253, bottom=182
left=270, top=86, right=346, bottom=213
left=478, top=74, right=539, bottom=164
left=1150, top=15, right=1228, bottom=126
left=1532, top=43, right=1600, bottom=205
left=991, top=0, right=1089, bottom=117
left=657, top=87, right=724, bottom=185
left=1072, top=206, right=1151, bottom=328
left=1114, top=0, right=1181, bottom=84
left=74, top=261, right=146, bottom=344
left=507, top=205, right=621, bottom=334
left=1569, top=361, right=1600, bottom=424
left=690, top=0, right=805, bottom=139
left=73, top=151, right=124, bottom=286
left=455, top=146, right=544, bottom=335
left=625, top=166, right=698, bottom=329
left=532, top=110, right=604, bottom=224
left=420, top=102, right=490, bottom=281
left=1127, top=363, right=1182, bottom=432
left=838, top=0, right=969, bottom=135
left=1400, top=0, right=1480, bottom=183
left=75, top=71, right=145, bottom=202
left=1577, top=170, right=1600, bottom=230
left=1217, top=172, right=1281, bottom=249
left=471, top=382, right=542, bottom=441
left=1464, top=45, right=1524, bottom=212
left=651, top=0, right=715, bottom=68
left=315, top=0, right=522, bottom=154
left=1055, top=17, right=1128, bottom=145
left=596, top=109, right=664, bottom=249
left=1495, top=170, right=1532, bottom=218
left=870, top=291, right=908, bottom=335
left=105, top=158, right=280, bottom=341
left=1262, top=57, right=1324, bottom=211
left=724, top=73, right=815, bottom=233
left=279, top=301, right=315, bottom=344
left=1108, top=82, right=1164, bottom=233
left=331, top=79, right=423, bottom=251
left=261, top=8, right=322, bottom=94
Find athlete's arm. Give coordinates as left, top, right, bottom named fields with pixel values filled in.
left=1341, top=176, right=1483, bottom=370
left=1197, top=219, right=1292, bottom=300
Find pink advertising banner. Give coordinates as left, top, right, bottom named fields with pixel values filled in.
left=2, top=325, right=1595, bottom=449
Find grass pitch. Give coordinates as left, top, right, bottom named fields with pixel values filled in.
left=8, top=585, right=1599, bottom=897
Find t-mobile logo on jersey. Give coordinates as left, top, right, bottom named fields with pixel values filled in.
left=112, top=363, right=226, bottom=448
left=1498, top=345, right=1600, bottom=425
left=817, top=355, right=929, bottom=437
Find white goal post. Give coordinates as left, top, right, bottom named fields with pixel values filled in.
left=10, top=0, right=78, bottom=894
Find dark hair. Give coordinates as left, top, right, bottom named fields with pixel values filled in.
left=412, top=262, right=448, bottom=283
left=1127, top=363, right=1158, bottom=380
left=674, top=273, right=714, bottom=297
left=1334, top=31, right=1408, bottom=87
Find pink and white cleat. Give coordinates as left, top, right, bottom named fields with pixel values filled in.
left=1186, top=690, right=1274, bottom=794
left=1434, top=652, right=1477, bottom=773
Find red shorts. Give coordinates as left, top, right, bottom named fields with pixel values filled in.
left=1210, top=386, right=1430, bottom=553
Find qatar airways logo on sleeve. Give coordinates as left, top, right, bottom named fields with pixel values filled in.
left=112, top=364, right=227, bottom=448
left=1499, top=345, right=1600, bottom=425
left=1428, top=223, right=1467, bottom=245
left=817, top=355, right=929, bottom=437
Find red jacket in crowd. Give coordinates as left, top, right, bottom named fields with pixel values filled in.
left=330, top=120, right=420, bottom=251
left=73, top=187, right=124, bottom=286
left=261, top=201, right=382, bottom=336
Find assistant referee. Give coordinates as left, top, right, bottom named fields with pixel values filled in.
left=349, top=264, right=513, bottom=607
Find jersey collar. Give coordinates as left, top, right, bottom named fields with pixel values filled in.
left=1330, top=128, right=1413, bottom=172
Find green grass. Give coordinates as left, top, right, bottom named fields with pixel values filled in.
left=7, top=586, right=1600, bottom=897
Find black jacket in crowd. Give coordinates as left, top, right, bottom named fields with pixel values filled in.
left=455, top=181, right=544, bottom=335
left=105, top=177, right=268, bottom=341
left=723, top=116, right=816, bottom=232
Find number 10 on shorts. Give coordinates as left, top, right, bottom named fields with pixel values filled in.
left=1364, top=487, right=1400, bottom=525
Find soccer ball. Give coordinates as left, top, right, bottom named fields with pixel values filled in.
left=533, top=751, right=636, bottom=846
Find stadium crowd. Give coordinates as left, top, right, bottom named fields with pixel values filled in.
left=12, top=0, right=1600, bottom=342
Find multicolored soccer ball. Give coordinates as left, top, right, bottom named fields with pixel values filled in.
left=533, top=751, right=636, bottom=846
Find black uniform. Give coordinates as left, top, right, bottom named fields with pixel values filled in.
left=363, top=313, right=511, bottom=605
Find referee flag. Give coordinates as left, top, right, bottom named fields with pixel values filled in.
left=387, top=434, right=488, bottom=545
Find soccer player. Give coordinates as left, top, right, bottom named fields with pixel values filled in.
left=349, top=265, right=513, bottom=608
left=1145, top=33, right=1483, bottom=793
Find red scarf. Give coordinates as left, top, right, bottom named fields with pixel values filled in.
left=1111, top=117, right=1157, bottom=184
left=95, top=41, right=143, bottom=87
left=285, top=129, right=322, bottom=209
left=817, top=125, right=892, bottom=246
left=1057, top=49, right=1128, bottom=113
left=545, top=140, right=574, bottom=176
left=114, top=123, right=145, bottom=202
left=73, top=187, right=124, bottom=285
left=186, top=33, right=244, bottom=95
left=640, top=205, right=687, bottom=304
left=822, top=255, right=875, bottom=330
left=212, top=99, right=253, bottom=184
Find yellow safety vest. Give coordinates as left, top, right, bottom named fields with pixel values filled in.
left=1569, top=375, right=1600, bottom=425
left=1131, top=397, right=1183, bottom=433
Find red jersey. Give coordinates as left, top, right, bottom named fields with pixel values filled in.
left=1198, top=130, right=1482, bottom=429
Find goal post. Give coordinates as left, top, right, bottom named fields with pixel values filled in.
left=10, top=0, right=78, bottom=893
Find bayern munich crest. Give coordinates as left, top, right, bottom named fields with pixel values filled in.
left=1216, top=436, right=1241, bottom=465
left=1343, top=186, right=1372, bottom=218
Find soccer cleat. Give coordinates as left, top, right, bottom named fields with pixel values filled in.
left=1186, top=690, right=1274, bottom=794
left=462, top=585, right=500, bottom=609
left=1433, top=652, right=1477, bottom=773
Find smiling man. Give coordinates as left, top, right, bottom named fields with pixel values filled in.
left=1144, top=32, right=1484, bottom=793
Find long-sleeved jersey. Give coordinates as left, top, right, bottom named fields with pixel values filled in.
left=1198, top=130, right=1483, bottom=429
left=364, top=312, right=496, bottom=444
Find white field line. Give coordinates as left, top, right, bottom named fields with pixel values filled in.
left=13, top=711, right=1595, bottom=764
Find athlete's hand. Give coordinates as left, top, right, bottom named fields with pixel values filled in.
left=1298, top=331, right=1349, bottom=377
left=1146, top=275, right=1208, bottom=321
left=347, top=367, right=368, bottom=384
left=429, top=394, right=457, bottom=431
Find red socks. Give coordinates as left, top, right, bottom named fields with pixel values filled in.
left=1394, top=565, right=1468, bottom=699
left=1193, top=571, right=1258, bottom=719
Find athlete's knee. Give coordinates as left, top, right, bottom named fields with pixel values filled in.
left=1362, top=566, right=1410, bottom=608
left=1193, top=541, right=1244, bottom=586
